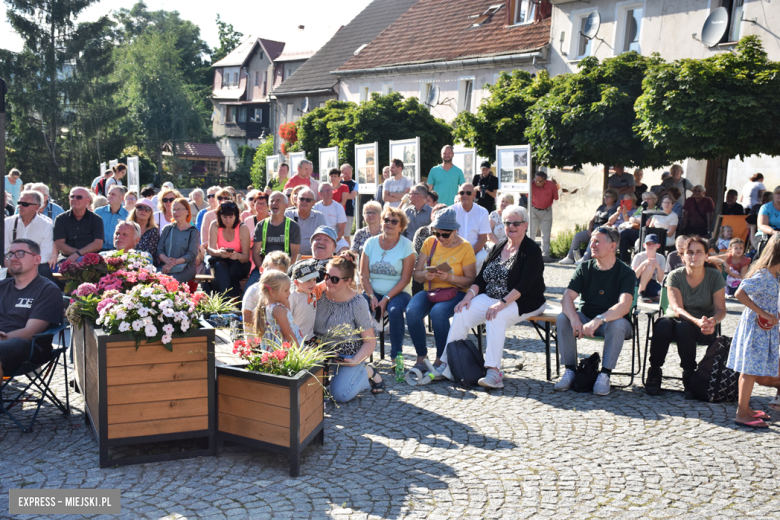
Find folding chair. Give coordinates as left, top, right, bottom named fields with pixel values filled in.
left=1, top=321, right=71, bottom=432
left=712, top=215, right=749, bottom=252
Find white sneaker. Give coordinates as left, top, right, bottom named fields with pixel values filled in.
left=593, top=373, right=611, bottom=396
left=478, top=368, right=504, bottom=388
left=553, top=369, right=576, bottom=391
left=559, top=257, right=575, bottom=265
left=424, top=359, right=447, bottom=380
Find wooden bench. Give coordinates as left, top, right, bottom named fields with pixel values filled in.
left=527, top=302, right=562, bottom=381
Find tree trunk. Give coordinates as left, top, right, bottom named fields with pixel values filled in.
left=705, top=156, right=728, bottom=236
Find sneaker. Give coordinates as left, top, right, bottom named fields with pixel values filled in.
left=645, top=366, right=663, bottom=395
left=575, top=258, right=585, bottom=266
left=478, top=368, right=504, bottom=388
left=424, top=359, right=448, bottom=380
left=682, top=369, right=695, bottom=400
left=554, top=369, right=576, bottom=391
left=559, top=257, right=575, bottom=265
left=593, top=373, right=611, bottom=396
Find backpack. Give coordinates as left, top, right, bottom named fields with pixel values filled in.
left=574, top=352, right=601, bottom=392
left=689, top=336, right=739, bottom=403
left=95, top=177, right=107, bottom=196
left=446, top=339, right=486, bottom=389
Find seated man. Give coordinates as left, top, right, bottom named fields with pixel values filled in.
left=0, top=239, right=64, bottom=380
left=108, top=221, right=145, bottom=258
left=287, top=226, right=338, bottom=283
left=284, top=188, right=327, bottom=256
left=452, top=182, right=490, bottom=272
left=4, top=190, right=55, bottom=281
left=53, top=187, right=104, bottom=263
left=554, top=227, right=635, bottom=396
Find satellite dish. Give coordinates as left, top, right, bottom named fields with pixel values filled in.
left=581, top=11, right=601, bottom=40
left=701, top=7, right=729, bottom=47
left=302, top=97, right=309, bottom=113
left=425, top=85, right=440, bottom=107
left=626, top=16, right=638, bottom=44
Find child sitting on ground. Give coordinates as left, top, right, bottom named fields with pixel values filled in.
left=242, top=251, right=291, bottom=334
left=717, top=225, right=733, bottom=252
left=253, top=270, right=303, bottom=348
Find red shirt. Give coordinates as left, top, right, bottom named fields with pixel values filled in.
left=531, top=180, right=559, bottom=210
left=284, top=175, right=311, bottom=190
left=332, top=184, right=349, bottom=203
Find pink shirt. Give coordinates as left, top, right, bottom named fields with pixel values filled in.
left=531, top=180, right=559, bottom=210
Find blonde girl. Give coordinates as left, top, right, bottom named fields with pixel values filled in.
left=253, top=270, right=303, bottom=347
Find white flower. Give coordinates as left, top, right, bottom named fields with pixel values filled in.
left=180, top=322, right=189, bottom=332
left=132, top=320, right=143, bottom=331
left=118, top=321, right=130, bottom=332
left=144, top=324, right=157, bottom=337
left=162, top=324, right=174, bottom=335
left=161, top=334, right=172, bottom=344
left=163, top=308, right=175, bottom=318
left=143, top=316, right=153, bottom=325
left=115, top=309, right=127, bottom=320
left=140, top=287, right=154, bottom=298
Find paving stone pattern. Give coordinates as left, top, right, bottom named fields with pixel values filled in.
left=2, top=264, right=780, bottom=519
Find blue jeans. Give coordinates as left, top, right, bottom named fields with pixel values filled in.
left=362, top=291, right=411, bottom=359
left=246, top=267, right=261, bottom=289
left=406, top=290, right=466, bottom=358
left=329, top=356, right=371, bottom=402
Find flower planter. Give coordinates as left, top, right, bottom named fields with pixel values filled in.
left=73, top=323, right=216, bottom=468
left=216, top=365, right=324, bottom=477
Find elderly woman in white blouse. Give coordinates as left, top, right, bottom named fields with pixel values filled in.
left=488, top=193, right=514, bottom=244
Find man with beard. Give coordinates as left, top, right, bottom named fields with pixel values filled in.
left=248, top=191, right=301, bottom=288
left=427, top=145, right=464, bottom=206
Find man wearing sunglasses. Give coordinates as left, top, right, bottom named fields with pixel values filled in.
left=427, top=145, right=465, bottom=206
left=53, top=187, right=104, bottom=264
left=284, top=187, right=327, bottom=256
left=530, top=170, right=559, bottom=262
left=453, top=183, right=491, bottom=272
left=4, top=191, right=55, bottom=280
left=0, top=239, right=63, bottom=382
left=94, top=185, right=129, bottom=250
left=555, top=226, right=635, bottom=396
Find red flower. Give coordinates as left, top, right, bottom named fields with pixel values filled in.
left=271, top=349, right=287, bottom=361
left=282, top=342, right=292, bottom=350
left=261, top=352, right=270, bottom=364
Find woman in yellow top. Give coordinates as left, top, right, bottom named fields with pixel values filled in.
left=406, top=207, right=477, bottom=374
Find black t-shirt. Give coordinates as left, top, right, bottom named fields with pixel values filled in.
left=341, top=180, right=357, bottom=216
left=592, top=203, right=618, bottom=227
left=0, top=276, right=63, bottom=332
left=53, top=209, right=104, bottom=253
left=721, top=202, right=744, bottom=215
left=472, top=174, right=499, bottom=212
left=568, top=259, right=635, bottom=321
left=252, top=217, right=302, bottom=255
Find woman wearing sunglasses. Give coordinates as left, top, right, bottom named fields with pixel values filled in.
left=444, top=205, right=546, bottom=388
left=360, top=206, right=416, bottom=361
left=199, top=189, right=233, bottom=246
left=154, top=188, right=181, bottom=229
left=406, top=207, right=477, bottom=375
left=314, top=253, right=382, bottom=401
left=127, top=198, right=160, bottom=263
left=206, top=201, right=251, bottom=298
left=157, top=198, right=200, bottom=283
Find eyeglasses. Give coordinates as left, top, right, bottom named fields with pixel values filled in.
left=4, top=250, right=35, bottom=260
left=503, top=220, right=525, bottom=227
left=298, top=197, right=314, bottom=203
left=433, top=231, right=453, bottom=239
left=135, top=205, right=151, bottom=212
left=172, top=207, right=187, bottom=213
left=18, top=201, right=39, bottom=208
left=69, top=194, right=85, bottom=200
left=383, top=218, right=400, bottom=226
left=324, top=273, right=343, bottom=284
left=207, top=194, right=215, bottom=199
left=364, top=211, right=379, bottom=216
left=458, top=190, right=473, bottom=196
left=217, top=196, right=231, bottom=202
left=248, top=197, right=254, bottom=202
left=162, top=197, right=175, bottom=203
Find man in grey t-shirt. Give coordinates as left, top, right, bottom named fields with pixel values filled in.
left=383, top=159, right=413, bottom=208
left=661, top=164, right=694, bottom=200
left=284, top=187, right=327, bottom=256
left=606, top=166, right=635, bottom=196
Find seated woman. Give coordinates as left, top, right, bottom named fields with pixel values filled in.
left=631, top=234, right=665, bottom=303
left=442, top=205, right=546, bottom=388
left=411, top=203, right=448, bottom=295
left=755, top=186, right=780, bottom=258
left=360, top=206, right=416, bottom=360
left=616, top=191, right=656, bottom=263
left=406, top=208, right=477, bottom=375
left=313, top=254, right=381, bottom=402
left=559, top=189, right=619, bottom=264
left=157, top=198, right=200, bottom=283
left=206, top=201, right=251, bottom=298
left=350, top=201, right=382, bottom=257
left=488, top=194, right=514, bottom=245
left=154, top=187, right=181, bottom=229
left=647, top=194, right=679, bottom=249
left=128, top=197, right=159, bottom=263
left=645, top=236, right=727, bottom=396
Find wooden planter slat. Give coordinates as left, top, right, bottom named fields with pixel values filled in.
left=74, top=323, right=216, bottom=467
left=216, top=365, right=324, bottom=477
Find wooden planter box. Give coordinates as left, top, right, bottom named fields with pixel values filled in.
left=216, top=365, right=324, bottom=477
left=73, top=323, right=216, bottom=468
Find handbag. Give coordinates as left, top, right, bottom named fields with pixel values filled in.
left=573, top=352, right=601, bottom=393
left=165, top=226, right=188, bottom=274
left=426, top=239, right=457, bottom=303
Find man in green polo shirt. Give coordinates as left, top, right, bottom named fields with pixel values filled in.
left=427, top=145, right=464, bottom=206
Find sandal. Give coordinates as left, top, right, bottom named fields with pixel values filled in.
left=753, top=411, right=772, bottom=421
left=367, top=364, right=386, bottom=395
left=734, top=419, right=768, bottom=429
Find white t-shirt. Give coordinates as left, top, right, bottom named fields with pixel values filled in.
left=289, top=290, right=316, bottom=341
left=4, top=214, right=54, bottom=263
left=383, top=177, right=413, bottom=208
left=631, top=251, right=666, bottom=277
left=313, top=200, right=347, bottom=229
left=649, top=212, right=678, bottom=246
left=453, top=203, right=491, bottom=247
left=105, top=178, right=123, bottom=190
left=154, top=211, right=172, bottom=229
left=741, top=181, right=766, bottom=208
left=242, top=283, right=261, bottom=313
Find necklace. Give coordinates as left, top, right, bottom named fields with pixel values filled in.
left=380, top=235, right=399, bottom=260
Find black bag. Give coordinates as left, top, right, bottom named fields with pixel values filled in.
left=574, top=352, right=601, bottom=393
left=689, top=336, right=739, bottom=403
left=446, top=339, right=486, bottom=389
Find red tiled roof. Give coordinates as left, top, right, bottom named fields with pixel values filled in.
left=177, top=143, right=224, bottom=159
left=337, top=0, right=550, bottom=72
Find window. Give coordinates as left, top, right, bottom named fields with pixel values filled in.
left=233, top=73, right=238, bottom=86
left=250, top=109, right=262, bottom=123
left=286, top=103, right=294, bottom=122
left=575, top=14, right=594, bottom=59
left=238, top=107, right=247, bottom=123
left=222, top=67, right=239, bottom=88
left=382, top=82, right=394, bottom=95
left=262, top=71, right=268, bottom=96
left=470, top=4, right=502, bottom=27
left=458, top=79, right=474, bottom=113
left=729, top=0, right=744, bottom=42
left=254, top=72, right=259, bottom=87
left=359, top=84, right=370, bottom=102
left=319, top=101, right=327, bottom=109
left=226, top=106, right=236, bottom=123
left=513, top=0, right=535, bottom=25
left=616, top=3, right=643, bottom=54
left=420, top=81, right=435, bottom=108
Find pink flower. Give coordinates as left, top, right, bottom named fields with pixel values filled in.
left=271, top=349, right=287, bottom=361
left=82, top=253, right=101, bottom=266
left=96, top=298, right=116, bottom=314
left=75, top=283, right=98, bottom=297
left=261, top=352, right=270, bottom=364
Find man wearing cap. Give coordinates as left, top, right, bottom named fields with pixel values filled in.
left=248, top=192, right=301, bottom=288
left=453, top=182, right=491, bottom=272
left=631, top=234, right=665, bottom=303
left=554, top=226, right=635, bottom=396
left=287, top=226, right=338, bottom=284
left=472, top=161, right=499, bottom=213
left=284, top=187, right=327, bottom=256
left=427, top=145, right=465, bottom=206
left=403, top=184, right=432, bottom=241
left=289, top=260, right=325, bottom=341
left=529, top=170, right=559, bottom=262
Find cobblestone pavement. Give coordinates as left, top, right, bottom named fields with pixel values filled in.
left=2, top=264, right=780, bottom=519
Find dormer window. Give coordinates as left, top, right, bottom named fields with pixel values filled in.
left=470, top=4, right=503, bottom=27
left=513, top=0, right=535, bottom=25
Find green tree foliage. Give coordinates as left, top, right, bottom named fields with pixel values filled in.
left=527, top=51, right=668, bottom=170
left=453, top=70, right=552, bottom=160
left=120, top=145, right=156, bottom=186
left=211, top=14, right=244, bottom=63
left=250, top=138, right=276, bottom=189
left=635, top=36, right=780, bottom=162
left=294, top=93, right=453, bottom=180
left=230, top=145, right=256, bottom=189
left=114, top=32, right=211, bottom=178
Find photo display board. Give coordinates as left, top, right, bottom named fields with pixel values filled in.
left=496, top=145, right=531, bottom=193
left=355, top=142, right=378, bottom=195
left=100, top=162, right=107, bottom=176
left=318, top=147, right=339, bottom=181
left=266, top=154, right=280, bottom=184
left=109, top=159, right=118, bottom=171
left=127, top=157, right=140, bottom=196
left=452, top=147, right=477, bottom=182
left=389, top=137, right=421, bottom=184
left=289, top=152, right=305, bottom=178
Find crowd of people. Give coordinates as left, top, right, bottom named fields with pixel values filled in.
left=3, top=159, right=780, bottom=419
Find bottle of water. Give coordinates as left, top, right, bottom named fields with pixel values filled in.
left=395, top=354, right=404, bottom=382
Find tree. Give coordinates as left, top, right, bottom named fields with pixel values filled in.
left=114, top=32, right=211, bottom=180
left=249, top=138, right=276, bottom=190
left=230, top=145, right=255, bottom=189
left=289, top=100, right=356, bottom=171
left=635, top=36, right=780, bottom=162
left=453, top=70, right=552, bottom=160
left=526, top=51, right=669, bottom=170
left=211, top=15, right=244, bottom=63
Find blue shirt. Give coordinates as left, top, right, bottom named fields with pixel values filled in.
left=363, top=235, right=415, bottom=295
left=758, top=202, right=780, bottom=236
left=196, top=207, right=208, bottom=232
left=94, top=205, right=129, bottom=249
left=5, top=177, right=22, bottom=208
left=427, top=165, right=465, bottom=206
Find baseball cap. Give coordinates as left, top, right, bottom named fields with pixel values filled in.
left=310, top=225, right=338, bottom=244
left=644, top=233, right=660, bottom=245
left=290, top=259, right=320, bottom=282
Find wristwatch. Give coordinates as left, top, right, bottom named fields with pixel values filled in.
left=595, top=314, right=606, bottom=323
left=500, top=297, right=508, bottom=305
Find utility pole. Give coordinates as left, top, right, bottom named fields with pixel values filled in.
left=0, top=77, right=7, bottom=267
